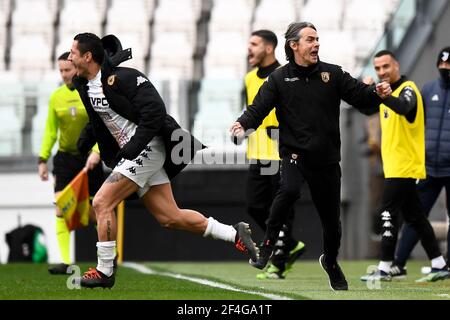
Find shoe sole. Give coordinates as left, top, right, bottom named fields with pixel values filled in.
left=391, top=275, right=406, bottom=280
left=319, top=254, right=348, bottom=291
left=415, top=271, right=450, bottom=282
left=256, top=272, right=284, bottom=280
left=48, top=270, right=69, bottom=275
left=80, top=280, right=115, bottom=289
left=360, top=275, right=392, bottom=282
left=249, top=251, right=272, bottom=270
left=236, top=223, right=259, bottom=262
left=319, top=254, right=336, bottom=291
left=284, top=242, right=306, bottom=269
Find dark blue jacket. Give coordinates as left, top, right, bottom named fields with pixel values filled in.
left=423, top=79, right=450, bottom=176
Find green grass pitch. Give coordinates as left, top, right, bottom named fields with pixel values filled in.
left=0, top=260, right=449, bottom=300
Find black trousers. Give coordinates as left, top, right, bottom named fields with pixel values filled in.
left=395, top=175, right=450, bottom=266
left=246, top=161, right=296, bottom=246
left=379, top=178, right=441, bottom=262
left=52, top=151, right=105, bottom=196
left=265, top=154, right=342, bottom=264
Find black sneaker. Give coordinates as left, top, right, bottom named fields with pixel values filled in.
left=250, top=241, right=274, bottom=270
left=388, top=264, right=407, bottom=279
left=319, top=254, right=348, bottom=291
left=234, top=222, right=259, bottom=262
left=80, top=268, right=115, bottom=289
left=48, top=263, right=70, bottom=275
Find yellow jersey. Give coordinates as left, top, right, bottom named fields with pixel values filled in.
left=245, top=67, right=280, bottom=160
left=380, top=80, right=425, bottom=179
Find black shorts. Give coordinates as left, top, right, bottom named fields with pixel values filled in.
left=52, top=151, right=105, bottom=196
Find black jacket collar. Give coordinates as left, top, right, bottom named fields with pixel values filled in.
left=288, top=60, right=320, bottom=76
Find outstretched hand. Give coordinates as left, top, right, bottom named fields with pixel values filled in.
left=376, top=81, right=392, bottom=99
left=229, top=122, right=245, bottom=145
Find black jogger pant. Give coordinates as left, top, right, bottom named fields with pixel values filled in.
left=246, top=160, right=295, bottom=239
left=379, top=178, right=441, bottom=262
left=265, top=154, right=342, bottom=264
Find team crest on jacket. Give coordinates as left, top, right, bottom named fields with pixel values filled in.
left=107, top=75, right=116, bottom=86
left=321, top=72, right=330, bottom=83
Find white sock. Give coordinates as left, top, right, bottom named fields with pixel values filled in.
left=96, top=241, right=116, bottom=277
left=378, top=261, right=392, bottom=273
left=431, top=256, right=446, bottom=270
left=203, top=217, right=236, bottom=242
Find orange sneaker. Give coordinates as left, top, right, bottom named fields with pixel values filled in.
left=80, top=268, right=115, bottom=289
left=234, top=222, right=259, bottom=262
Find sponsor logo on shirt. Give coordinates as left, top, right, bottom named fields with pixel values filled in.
left=432, top=94, right=439, bottom=101
left=90, top=97, right=109, bottom=107
left=284, top=77, right=300, bottom=82
left=137, top=76, right=148, bottom=86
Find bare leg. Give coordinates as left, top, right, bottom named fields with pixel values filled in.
left=92, top=172, right=138, bottom=241
left=141, top=183, right=239, bottom=244
left=141, top=183, right=208, bottom=234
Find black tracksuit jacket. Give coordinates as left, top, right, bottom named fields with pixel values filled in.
left=73, top=61, right=203, bottom=179
left=237, top=60, right=383, bottom=167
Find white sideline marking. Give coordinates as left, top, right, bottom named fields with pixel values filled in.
left=122, top=262, right=292, bottom=300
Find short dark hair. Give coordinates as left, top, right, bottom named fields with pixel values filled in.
left=374, top=50, right=397, bottom=60
left=74, top=33, right=104, bottom=65
left=58, top=52, right=70, bottom=61
left=251, top=30, right=278, bottom=49
left=284, top=22, right=316, bottom=61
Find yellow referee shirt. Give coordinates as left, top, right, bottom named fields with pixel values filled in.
left=39, top=84, right=99, bottom=161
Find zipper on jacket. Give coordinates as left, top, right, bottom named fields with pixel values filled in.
left=305, top=77, right=309, bottom=84
left=434, top=88, right=448, bottom=174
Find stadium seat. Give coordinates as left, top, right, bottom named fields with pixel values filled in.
left=149, top=32, right=194, bottom=80
left=318, top=31, right=356, bottom=73
left=58, top=0, right=104, bottom=46
left=106, top=0, right=151, bottom=71
left=193, top=78, right=243, bottom=149
left=9, top=34, right=52, bottom=77
left=31, top=80, right=59, bottom=156
left=253, top=0, right=298, bottom=33
left=11, top=0, right=56, bottom=45
left=301, top=0, right=343, bottom=31
left=0, top=72, right=25, bottom=156
left=0, top=0, right=10, bottom=70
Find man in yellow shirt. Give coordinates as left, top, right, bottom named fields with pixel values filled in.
left=243, top=30, right=305, bottom=279
left=38, top=52, right=105, bottom=274
left=360, top=50, right=449, bottom=282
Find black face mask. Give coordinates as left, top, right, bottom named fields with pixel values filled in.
left=439, top=68, right=450, bottom=86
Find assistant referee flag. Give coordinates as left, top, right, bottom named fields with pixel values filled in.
left=56, top=168, right=90, bottom=230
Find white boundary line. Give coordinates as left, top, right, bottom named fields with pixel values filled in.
left=122, top=262, right=293, bottom=300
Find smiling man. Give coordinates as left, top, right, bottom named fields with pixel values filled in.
left=67, top=33, right=259, bottom=289
left=360, top=50, right=449, bottom=283
left=230, top=22, right=392, bottom=291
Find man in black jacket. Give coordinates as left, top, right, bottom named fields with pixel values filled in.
left=68, top=33, right=258, bottom=289
left=230, top=22, right=392, bottom=291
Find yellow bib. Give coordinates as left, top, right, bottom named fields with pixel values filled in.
left=245, top=68, right=280, bottom=160
left=380, top=80, right=425, bottom=179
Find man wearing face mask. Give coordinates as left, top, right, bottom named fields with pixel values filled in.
left=393, top=47, right=450, bottom=277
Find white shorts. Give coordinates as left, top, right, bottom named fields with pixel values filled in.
left=113, top=136, right=169, bottom=198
